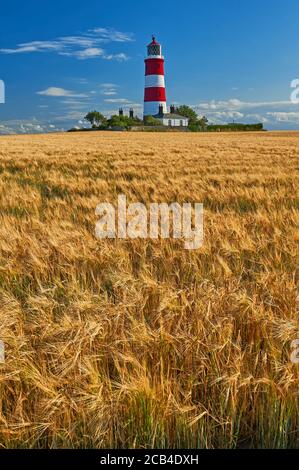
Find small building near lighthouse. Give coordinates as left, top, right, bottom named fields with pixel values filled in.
left=144, top=36, right=189, bottom=128
left=153, top=105, right=189, bottom=128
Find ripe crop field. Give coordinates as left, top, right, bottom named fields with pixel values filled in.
left=0, top=131, right=298, bottom=449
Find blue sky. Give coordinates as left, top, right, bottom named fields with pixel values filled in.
left=1, top=0, right=299, bottom=133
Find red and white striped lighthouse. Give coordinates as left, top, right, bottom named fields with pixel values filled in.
left=144, top=36, right=167, bottom=117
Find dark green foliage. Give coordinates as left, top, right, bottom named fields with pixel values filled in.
left=84, top=111, right=107, bottom=129
left=176, top=106, right=208, bottom=131
left=143, top=115, right=162, bottom=127
left=207, top=123, right=264, bottom=132
left=108, top=114, right=142, bottom=129
left=176, top=105, right=198, bottom=122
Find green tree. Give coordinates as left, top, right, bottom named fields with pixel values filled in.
left=143, top=115, right=162, bottom=126
left=198, top=115, right=209, bottom=131
left=107, top=114, right=143, bottom=130
left=84, top=111, right=107, bottom=128
left=176, top=105, right=198, bottom=124
left=108, top=115, right=131, bottom=129
left=176, top=105, right=207, bottom=131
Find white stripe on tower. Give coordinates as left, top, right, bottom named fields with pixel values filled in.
left=144, top=36, right=167, bottom=117
left=145, top=75, right=165, bottom=88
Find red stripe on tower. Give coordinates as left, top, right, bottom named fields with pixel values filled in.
left=144, top=87, right=167, bottom=102
left=144, top=36, right=167, bottom=117
left=145, top=58, right=165, bottom=76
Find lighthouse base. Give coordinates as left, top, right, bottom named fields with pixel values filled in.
left=144, top=102, right=167, bottom=117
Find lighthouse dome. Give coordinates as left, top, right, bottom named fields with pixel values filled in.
left=148, top=36, right=160, bottom=46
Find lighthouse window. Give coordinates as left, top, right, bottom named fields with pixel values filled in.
left=148, top=45, right=161, bottom=56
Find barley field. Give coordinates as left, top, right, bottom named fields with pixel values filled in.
left=0, top=131, right=298, bottom=449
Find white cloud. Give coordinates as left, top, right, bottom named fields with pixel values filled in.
left=90, top=28, right=134, bottom=43
left=60, top=101, right=91, bottom=111
left=100, top=83, right=119, bottom=88
left=104, top=53, right=129, bottom=61
left=0, top=27, right=133, bottom=61
left=0, top=41, right=62, bottom=54
left=101, top=90, right=117, bottom=96
left=104, top=98, right=132, bottom=104
left=99, top=83, right=119, bottom=96
left=61, top=47, right=105, bottom=59
left=213, top=111, right=244, bottom=119
left=267, top=112, right=299, bottom=123
left=53, top=111, right=89, bottom=121
left=60, top=98, right=90, bottom=105
left=37, top=87, right=88, bottom=98
left=0, top=119, right=63, bottom=135
left=246, top=113, right=269, bottom=123
left=195, top=99, right=298, bottom=112
left=191, top=98, right=299, bottom=127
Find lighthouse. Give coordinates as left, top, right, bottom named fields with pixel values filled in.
left=144, top=36, right=167, bottom=117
